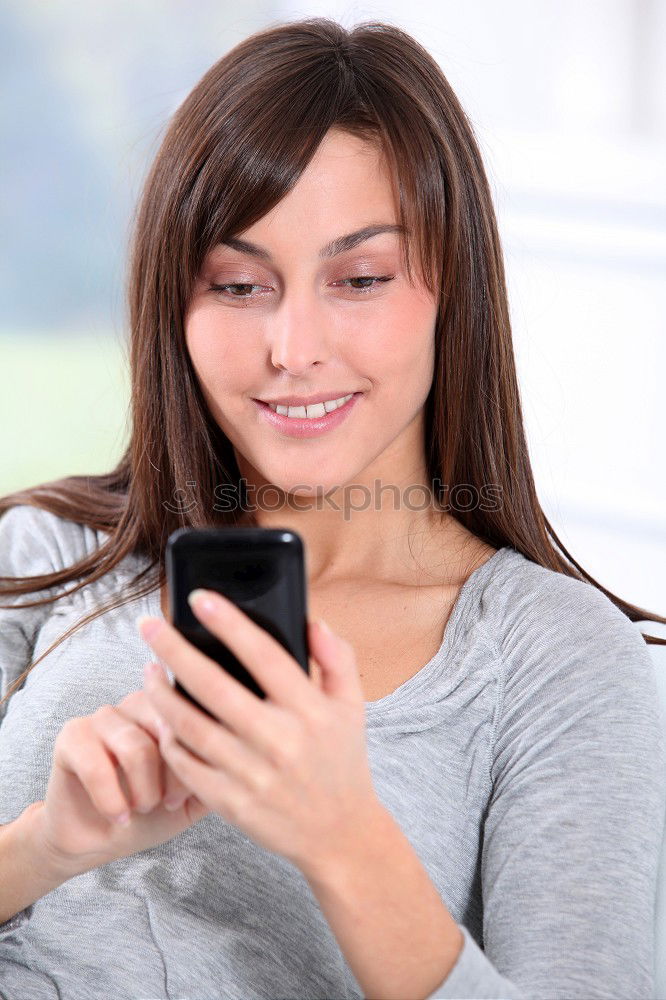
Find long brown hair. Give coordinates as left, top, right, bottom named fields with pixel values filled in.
left=2, top=16, right=664, bottom=715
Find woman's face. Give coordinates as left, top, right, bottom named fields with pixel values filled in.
left=184, top=128, right=439, bottom=498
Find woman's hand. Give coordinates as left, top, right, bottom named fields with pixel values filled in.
left=137, top=589, right=380, bottom=876
left=33, top=689, right=212, bottom=882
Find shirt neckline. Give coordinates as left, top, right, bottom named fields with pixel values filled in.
left=142, top=545, right=517, bottom=714
left=364, top=544, right=515, bottom=713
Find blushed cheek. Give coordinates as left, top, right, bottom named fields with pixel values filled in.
left=382, top=298, right=436, bottom=365
left=184, top=312, right=218, bottom=374
left=186, top=315, right=255, bottom=390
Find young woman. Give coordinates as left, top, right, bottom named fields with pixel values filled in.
left=1, top=17, right=664, bottom=1000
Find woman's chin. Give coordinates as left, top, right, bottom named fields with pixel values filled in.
left=251, top=473, right=350, bottom=503
left=279, top=481, right=345, bottom=500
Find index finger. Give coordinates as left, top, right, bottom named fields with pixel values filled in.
left=115, top=687, right=193, bottom=807
left=186, top=588, right=316, bottom=711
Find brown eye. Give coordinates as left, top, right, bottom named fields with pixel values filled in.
left=333, top=276, right=395, bottom=294
left=209, top=282, right=266, bottom=301
left=207, top=274, right=395, bottom=303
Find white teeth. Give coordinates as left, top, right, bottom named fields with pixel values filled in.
left=270, top=393, right=354, bottom=419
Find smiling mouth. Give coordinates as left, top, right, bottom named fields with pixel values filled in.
left=253, top=392, right=361, bottom=436
left=261, top=393, right=356, bottom=418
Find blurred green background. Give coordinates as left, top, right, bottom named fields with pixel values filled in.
left=1, top=0, right=269, bottom=500
left=0, top=332, right=130, bottom=496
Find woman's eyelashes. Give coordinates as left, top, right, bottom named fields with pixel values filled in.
left=207, top=274, right=395, bottom=304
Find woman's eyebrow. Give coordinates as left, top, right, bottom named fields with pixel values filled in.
left=219, top=223, right=405, bottom=262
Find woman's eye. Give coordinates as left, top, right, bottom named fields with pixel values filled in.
left=332, top=275, right=395, bottom=294
left=208, top=275, right=394, bottom=303
left=209, top=282, right=266, bottom=301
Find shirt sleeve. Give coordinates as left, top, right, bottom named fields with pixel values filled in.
left=425, top=575, right=666, bottom=999
left=0, top=505, right=70, bottom=723
left=0, top=504, right=70, bottom=937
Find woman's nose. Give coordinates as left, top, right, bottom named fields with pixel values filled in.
left=268, top=299, right=332, bottom=374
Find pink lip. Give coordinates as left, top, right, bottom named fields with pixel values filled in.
left=254, top=392, right=362, bottom=438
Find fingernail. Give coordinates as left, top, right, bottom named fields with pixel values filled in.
left=164, top=796, right=186, bottom=811
left=188, top=589, right=217, bottom=615
left=115, top=811, right=131, bottom=826
left=315, top=618, right=332, bottom=635
left=136, top=615, right=162, bottom=640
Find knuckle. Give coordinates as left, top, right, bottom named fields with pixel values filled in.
left=118, top=690, right=143, bottom=712
left=113, top=727, right=154, bottom=762
left=81, top=770, right=118, bottom=817
left=59, top=716, right=83, bottom=742
left=136, top=795, right=162, bottom=814
left=301, top=702, right=327, bottom=732
left=174, top=712, right=194, bottom=743
left=210, top=675, right=233, bottom=710
left=164, top=778, right=187, bottom=804
left=106, top=801, right=127, bottom=822
left=247, top=766, right=272, bottom=796
left=93, top=704, right=116, bottom=722
left=269, top=730, right=300, bottom=768
left=75, top=761, right=95, bottom=786
left=227, top=790, right=252, bottom=825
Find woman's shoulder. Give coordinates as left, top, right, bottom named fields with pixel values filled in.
left=0, top=503, right=99, bottom=579
left=481, top=545, right=652, bottom=685
left=484, top=548, right=664, bottom=804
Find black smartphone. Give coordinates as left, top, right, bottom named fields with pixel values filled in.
left=164, top=526, right=309, bottom=717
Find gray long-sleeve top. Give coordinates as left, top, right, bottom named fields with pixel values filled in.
left=0, top=503, right=664, bottom=1000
